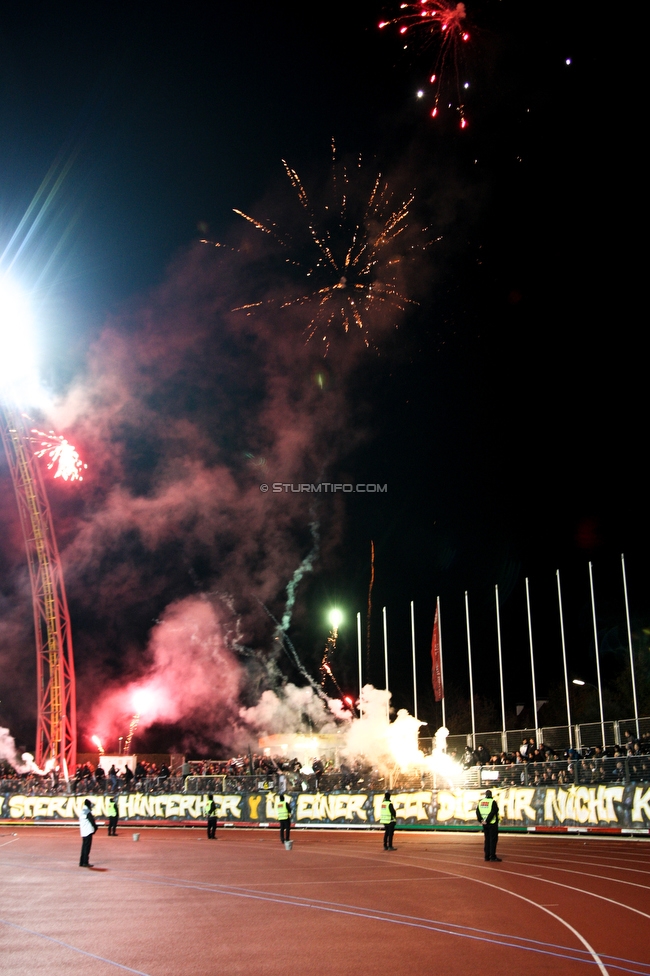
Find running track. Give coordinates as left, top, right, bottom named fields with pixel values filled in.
left=1, top=828, right=649, bottom=975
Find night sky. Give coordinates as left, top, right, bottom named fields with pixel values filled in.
left=0, top=2, right=645, bottom=756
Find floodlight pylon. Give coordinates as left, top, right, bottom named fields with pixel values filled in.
left=0, top=402, right=77, bottom=773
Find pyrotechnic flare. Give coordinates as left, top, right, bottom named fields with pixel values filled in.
left=424, top=725, right=460, bottom=786
left=91, top=735, right=105, bottom=754
left=320, top=609, right=345, bottom=696
left=124, top=714, right=140, bottom=755
left=228, top=142, right=427, bottom=353
left=32, top=429, right=87, bottom=481
left=379, top=1, right=471, bottom=127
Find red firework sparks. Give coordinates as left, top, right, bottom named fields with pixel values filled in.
left=32, top=429, right=87, bottom=482
left=379, top=1, right=471, bottom=128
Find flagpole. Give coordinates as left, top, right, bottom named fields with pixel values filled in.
left=437, top=596, right=446, bottom=730
left=410, top=601, right=418, bottom=721
left=525, top=577, right=539, bottom=747
left=495, top=585, right=506, bottom=752
left=464, top=591, right=476, bottom=750
left=588, top=562, right=606, bottom=748
left=556, top=569, right=573, bottom=748
left=383, top=605, right=389, bottom=723
left=621, top=554, right=640, bottom=739
left=357, top=611, right=363, bottom=720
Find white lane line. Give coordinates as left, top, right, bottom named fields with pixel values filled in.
left=123, top=849, right=612, bottom=976
left=291, top=842, right=612, bottom=973
left=118, top=872, right=613, bottom=972
left=419, top=854, right=650, bottom=919
left=0, top=918, right=152, bottom=975
left=234, top=875, right=455, bottom=887
left=373, top=857, right=613, bottom=974
left=0, top=837, right=18, bottom=849
left=494, top=857, right=650, bottom=891
left=505, top=848, right=650, bottom=872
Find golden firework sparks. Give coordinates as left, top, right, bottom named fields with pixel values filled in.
left=228, top=141, right=431, bottom=353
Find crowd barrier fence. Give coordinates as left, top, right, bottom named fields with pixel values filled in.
left=422, top=716, right=650, bottom=756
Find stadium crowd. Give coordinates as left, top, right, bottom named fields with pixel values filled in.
left=2, top=731, right=649, bottom=795
left=461, top=732, right=650, bottom=787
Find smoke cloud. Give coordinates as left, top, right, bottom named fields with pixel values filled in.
left=0, top=157, right=432, bottom=756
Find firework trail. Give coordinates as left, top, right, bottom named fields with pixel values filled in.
left=260, top=519, right=333, bottom=703
left=261, top=603, right=329, bottom=706
left=320, top=622, right=345, bottom=698
left=379, top=2, right=471, bottom=127
left=229, top=142, right=425, bottom=353
left=280, top=519, right=320, bottom=633
left=32, top=429, right=87, bottom=481
left=124, top=713, right=139, bottom=755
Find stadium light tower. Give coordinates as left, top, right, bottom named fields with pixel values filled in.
left=0, top=277, right=77, bottom=774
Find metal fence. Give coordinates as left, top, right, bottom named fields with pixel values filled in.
left=462, top=755, right=650, bottom=789
left=421, top=716, right=650, bottom=755
left=0, top=776, right=186, bottom=796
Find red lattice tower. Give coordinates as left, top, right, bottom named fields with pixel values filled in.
left=0, top=402, right=77, bottom=773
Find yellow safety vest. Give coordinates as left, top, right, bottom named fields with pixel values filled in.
left=107, top=800, right=117, bottom=817
left=477, top=798, right=494, bottom=820
left=380, top=801, right=394, bottom=825
left=277, top=800, right=290, bottom=819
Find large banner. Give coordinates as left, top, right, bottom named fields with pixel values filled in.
left=3, top=785, right=650, bottom=829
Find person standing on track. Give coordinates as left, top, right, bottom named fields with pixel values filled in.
left=380, top=792, right=397, bottom=850
left=207, top=794, right=218, bottom=839
left=107, top=796, right=119, bottom=836
left=476, top=789, right=501, bottom=862
left=79, top=798, right=97, bottom=867
left=277, top=793, right=292, bottom=845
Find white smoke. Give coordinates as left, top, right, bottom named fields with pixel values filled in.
left=240, top=683, right=462, bottom=783
left=239, top=682, right=341, bottom=735
left=0, top=728, right=46, bottom=774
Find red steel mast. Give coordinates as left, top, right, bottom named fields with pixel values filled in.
left=0, top=403, right=77, bottom=773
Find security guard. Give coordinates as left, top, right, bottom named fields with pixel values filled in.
left=207, top=794, right=218, bottom=839
left=476, top=789, right=501, bottom=862
left=380, top=792, right=397, bottom=850
left=107, top=796, right=119, bottom=836
left=277, top=793, right=292, bottom=844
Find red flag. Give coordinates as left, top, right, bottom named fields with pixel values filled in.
left=431, top=606, right=444, bottom=702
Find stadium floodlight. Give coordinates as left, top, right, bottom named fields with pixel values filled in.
left=572, top=679, right=586, bottom=686
left=0, top=276, right=40, bottom=403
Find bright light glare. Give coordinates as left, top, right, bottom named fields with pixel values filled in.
left=329, top=608, right=343, bottom=630
left=0, top=277, right=40, bottom=402
left=132, top=687, right=157, bottom=714
left=572, top=679, right=585, bottom=686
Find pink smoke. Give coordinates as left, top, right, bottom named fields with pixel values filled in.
left=11, top=162, right=430, bottom=751
left=88, top=595, right=243, bottom=747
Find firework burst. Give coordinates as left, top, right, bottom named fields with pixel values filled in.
left=32, top=429, right=87, bottom=482
left=320, top=631, right=344, bottom=696
left=379, top=1, right=471, bottom=127
left=229, top=142, right=429, bottom=353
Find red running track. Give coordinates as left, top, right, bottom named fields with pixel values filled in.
left=1, top=827, right=649, bottom=975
